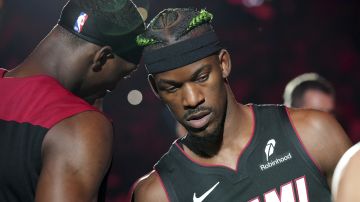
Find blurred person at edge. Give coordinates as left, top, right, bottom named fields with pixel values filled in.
left=283, top=72, right=335, bottom=114
left=332, top=142, right=360, bottom=201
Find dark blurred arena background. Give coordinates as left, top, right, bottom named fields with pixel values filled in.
left=1, top=0, right=360, bottom=201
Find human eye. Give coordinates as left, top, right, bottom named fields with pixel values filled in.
left=165, top=86, right=178, bottom=93
left=159, top=84, right=178, bottom=93
left=196, top=73, right=209, bottom=83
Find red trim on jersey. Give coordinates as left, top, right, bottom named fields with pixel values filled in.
left=0, top=69, right=98, bottom=128
left=174, top=104, right=256, bottom=172
left=294, top=175, right=310, bottom=202
left=236, top=104, right=256, bottom=170
left=130, top=171, right=171, bottom=202
left=0, top=68, right=6, bottom=77
left=285, top=107, right=324, bottom=174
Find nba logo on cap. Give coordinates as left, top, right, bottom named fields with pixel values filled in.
left=74, top=12, right=88, bottom=33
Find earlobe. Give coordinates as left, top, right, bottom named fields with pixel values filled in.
left=218, top=49, right=231, bottom=78
left=92, top=46, right=113, bottom=72
left=92, top=61, right=102, bottom=72
left=148, top=74, right=160, bottom=99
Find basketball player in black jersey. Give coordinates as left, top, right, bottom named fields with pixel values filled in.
left=132, top=8, right=352, bottom=202
left=0, top=0, right=144, bottom=201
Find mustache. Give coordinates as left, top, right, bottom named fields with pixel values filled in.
left=183, top=106, right=212, bottom=120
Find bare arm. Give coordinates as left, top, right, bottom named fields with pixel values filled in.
left=35, top=111, right=113, bottom=202
left=132, top=170, right=168, bottom=202
left=288, top=108, right=352, bottom=186
left=332, top=143, right=360, bottom=201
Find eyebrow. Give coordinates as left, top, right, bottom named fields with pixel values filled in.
left=157, top=64, right=212, bottom=86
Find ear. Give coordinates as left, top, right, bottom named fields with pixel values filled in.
left=218, top=49, right=231, bottom=78
left=147, top=74, right=160, bottom=99
left=92, top=46, right=113, bottom=72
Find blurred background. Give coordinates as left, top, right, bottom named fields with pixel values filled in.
left=1, top=0, right=360, bottom=201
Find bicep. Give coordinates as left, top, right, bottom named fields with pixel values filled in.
left=334, top=149, right=360, bottom=202
left=35, top=111, right=113, bottom=202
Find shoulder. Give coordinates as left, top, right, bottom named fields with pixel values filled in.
left=286, top=108, right=351, bottom=180
left=332, top=143, right=360, bottom=201
left=36, top=111, right=113, bottom=201
left=132, top=170, right=168, bottom=202
left=287, top=107, right=337, bottom=131
left=44, top=110, right=113, bottom=151
left=41, top=110, right=113, bottom=171
left=287, top=108, right=350, bottom=147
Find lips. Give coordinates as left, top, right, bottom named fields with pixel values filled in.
left=186, top=111, right=212, bottom=129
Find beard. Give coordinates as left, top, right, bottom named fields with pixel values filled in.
left=181, top=107, right=226, bottom=158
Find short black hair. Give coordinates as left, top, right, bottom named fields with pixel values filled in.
left=283, top=73, right=335, bottom=107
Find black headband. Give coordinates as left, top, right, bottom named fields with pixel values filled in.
left=143, top=31, right=222, bottom=74
left=58, top=1, right=145, bottom=64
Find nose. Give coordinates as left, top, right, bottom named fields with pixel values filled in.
left=181, top=83, right=205, bottom=108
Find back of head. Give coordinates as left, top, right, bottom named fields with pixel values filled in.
left=137, top=8, right=223, bottom=74
left=283, top=72, right=335, bottom=108
left=57, top=0, right=145, bottom=64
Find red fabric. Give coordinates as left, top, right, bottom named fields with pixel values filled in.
left=0, top=68, right=98, bottom=128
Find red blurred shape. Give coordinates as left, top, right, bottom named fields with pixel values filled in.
left=246, top=4, right=274, bottom=21
left=226, top=0, right=274, bottom=21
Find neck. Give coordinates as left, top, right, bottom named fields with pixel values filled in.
left=221, top=85, right=253, bottom=148
left=7, top=27, right=93, bottom=92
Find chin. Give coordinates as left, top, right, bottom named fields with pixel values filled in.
left=182, top=122, right=223, bottom=156
left=184, top=129, right=223, bottom=158
left=187, top=127, right=213, bottom=138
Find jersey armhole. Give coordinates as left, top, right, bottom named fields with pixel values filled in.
left=0, top=68, right=7, bottom=77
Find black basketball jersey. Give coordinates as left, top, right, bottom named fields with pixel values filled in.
left=155, top=104, right=330, bottom=202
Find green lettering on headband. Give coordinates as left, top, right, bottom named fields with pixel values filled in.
left=136, top=35, right=158, bottom=46
left=187, top=9, right=213, bottom=31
